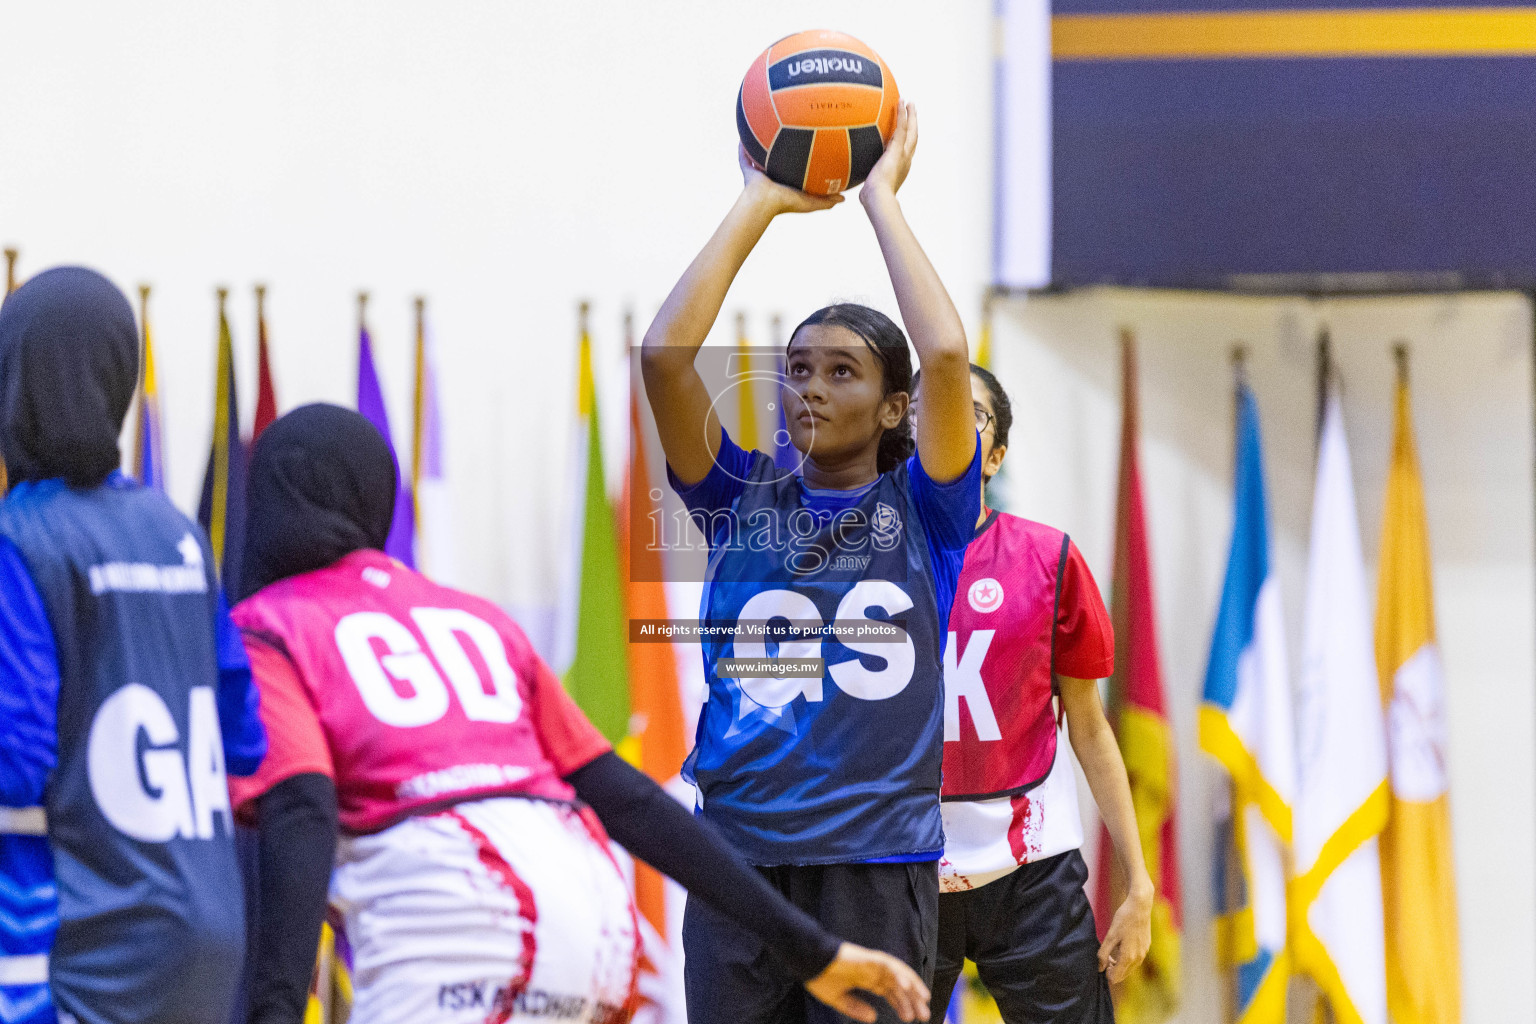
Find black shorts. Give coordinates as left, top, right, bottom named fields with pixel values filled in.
left=931, top=849, right=1113, bottom=1024
left=683, top=861, right=938, bottom=1024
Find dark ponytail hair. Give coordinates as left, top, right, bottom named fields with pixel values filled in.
left=790, top=303, right=914, bottom=473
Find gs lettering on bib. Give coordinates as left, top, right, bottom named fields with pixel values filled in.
left=686, top=453, right=947, bottom=865
left=233, top=551, right=588, bottom=833
left=942, top=513, right=1070, bottom=801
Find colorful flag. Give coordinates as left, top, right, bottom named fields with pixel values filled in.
left=1292, top=387, right=1389, bottom=1024
left=1096, top=330, right=1181, bottom=1024
left=253, top=286, right=277, bottom=441
left=133, top=286, right=166, bottom=490
left=619, top=339, right=690, bottom=1023
left=355, top=300, right=415, bottom=567
left=560, top=307, right=631, bottom=744
left=974, top=299, right=993, bottom=370
left=411, top=298, right=456, bottom=583
left=1374, top=366, right=1461, bottom=1024
left=734, top=312, right=761, bottom=451
left=1201, top=379, right=1295, bottom=1024
left=769, top=314, right=799, bottom=474
left=972, top=300, right=1006, bottom=511
left=198, top=290, right=248, bottom=594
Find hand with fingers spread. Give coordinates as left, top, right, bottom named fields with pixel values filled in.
left=1097, top=875, right=1154, bottom=984
left=860, top=100, right=919, bottom=204
left=804, top=942, right=932, bottom=1024
left=740, top=145, right=845, bottom=216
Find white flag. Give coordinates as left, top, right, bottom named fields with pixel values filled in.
left=1292, top=388, right=1389, bottom=1024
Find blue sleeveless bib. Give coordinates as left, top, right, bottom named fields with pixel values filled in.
left=685, top=452, right=946, bottom=865
left=0, top=479, right=244, bottom=1024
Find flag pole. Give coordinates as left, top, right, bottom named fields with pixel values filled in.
left=357, top=291, right=369, bottom=334
left=1315, top=325, right=1332, bottom=447
left=138, top=284, right=151, bottom=357
left=1120, top=326, right=1138, bottom=452
left=1392, top=340, right=1409, bottom=387
left=4, top=248, right=17, bottom=295
left=137, top=284, right=151, bottom=433
left=412, top=295, right=426, bottom=504
left=256, top=283, right=267, bottom=338
left=1231, top=343, right=1247, bottom=441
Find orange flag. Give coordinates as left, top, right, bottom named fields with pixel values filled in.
left=618, top=347, right=687, bottom=939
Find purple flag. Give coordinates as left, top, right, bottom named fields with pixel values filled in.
left=772, top=355, right=800, bottom=473
left=357, top=325, right=416, bottom=566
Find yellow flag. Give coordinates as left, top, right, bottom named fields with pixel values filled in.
left=974, top=302, right=993, bottom=370
left=736, top=313, right=760, bottom=451
left=1374, top=372, right=1461, bottom=1024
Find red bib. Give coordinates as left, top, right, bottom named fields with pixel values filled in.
left=941, top=512, right=1068, bottom=801
left=234, top=551, right=591, bottom=832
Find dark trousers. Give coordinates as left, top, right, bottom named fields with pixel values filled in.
left=683, top=861, right=939, bottom=1024
left=931, top=850, right=1113, bottom=1024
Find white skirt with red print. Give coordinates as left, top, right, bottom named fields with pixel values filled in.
left=938, top=726, right=1086, bottom=893
left=331, top=796, right=639, bottom=1024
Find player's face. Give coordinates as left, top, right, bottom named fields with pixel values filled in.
left=784, top=324, right=906, bottom=467
left=971, top=374, right=1008, bottom=481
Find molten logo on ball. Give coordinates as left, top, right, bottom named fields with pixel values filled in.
left=787, top=56, right=864, bottom=78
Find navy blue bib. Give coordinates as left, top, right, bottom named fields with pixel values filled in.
left=0, top=479, right=244, bottom=1024
left=686, top=453, right=946, bottom=865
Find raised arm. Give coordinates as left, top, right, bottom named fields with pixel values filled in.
left=859, top=102, right=974, bottom=482
left=641, top=151, right=841, bottom=485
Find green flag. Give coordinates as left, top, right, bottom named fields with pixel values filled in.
left=563, top=321, right=631, bottom=744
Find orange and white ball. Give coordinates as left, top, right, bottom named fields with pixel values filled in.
left=736, top=30, right=899, bottom=196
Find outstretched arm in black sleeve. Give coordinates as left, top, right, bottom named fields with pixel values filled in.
left=247, top=773, right=339, bottom=1024
left=565, top=751, right=840, bottom=979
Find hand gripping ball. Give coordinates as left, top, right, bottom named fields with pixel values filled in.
left=736, top=30, right=899, bottom=196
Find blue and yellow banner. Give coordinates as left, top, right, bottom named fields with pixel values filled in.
left=1045, top=1, right=1536, bottom=288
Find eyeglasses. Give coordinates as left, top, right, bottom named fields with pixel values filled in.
left=909, top=402, right=995, bottom=434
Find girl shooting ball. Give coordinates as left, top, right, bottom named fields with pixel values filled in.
left=642, top=101, right=978, bottom=1024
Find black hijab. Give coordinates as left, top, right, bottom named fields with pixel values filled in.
left=0, top=267, right=139, bottom=488
left=239, top=403, right=397, bottom=601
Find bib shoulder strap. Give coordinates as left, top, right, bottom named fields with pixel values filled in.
left=1051, top=532, right=1069, bottom=725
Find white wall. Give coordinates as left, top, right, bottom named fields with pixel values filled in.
left=992, top=288, right=1536, bottom=1024
left=0, top=0, right=995, bottom=611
